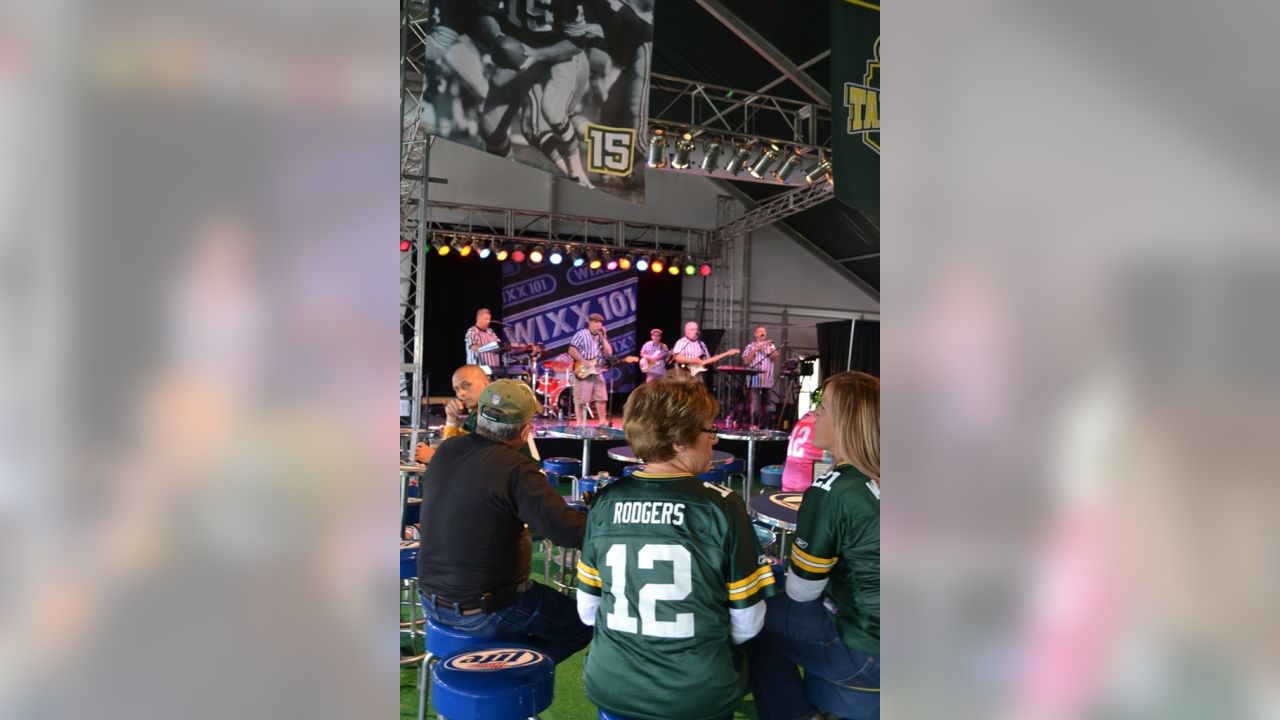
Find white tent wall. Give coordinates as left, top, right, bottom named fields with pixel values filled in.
left=422, top=139, right=878, bottom=353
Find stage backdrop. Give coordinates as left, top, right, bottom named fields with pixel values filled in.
left=502, top=260, right=641, bottom=393
left=831, top=0, right=879, bottom=215
left=418, top=0, right=655, bottom=203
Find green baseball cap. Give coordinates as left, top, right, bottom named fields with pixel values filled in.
left=477, top=379, right=539, bottom=424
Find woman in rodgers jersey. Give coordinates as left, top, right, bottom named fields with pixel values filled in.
left=746, top=371, right=881, bottom=720
left=576, top=379, right=776, bottom=720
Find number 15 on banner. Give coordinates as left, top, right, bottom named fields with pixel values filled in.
left=586, top=123, right=636, bottom=177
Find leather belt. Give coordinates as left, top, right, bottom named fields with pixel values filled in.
left=426, top=579, right=532, bottom=616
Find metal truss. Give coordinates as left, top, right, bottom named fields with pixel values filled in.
left=711, top=181, right=834, bottom=241
left=424, top=201, right=714, bottom=257
left=401, top=0, right=431, bottom=435
left=648, top=73, right=832, bottom=153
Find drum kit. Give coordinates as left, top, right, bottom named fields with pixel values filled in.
left=476, top=339, right=578, bottom=418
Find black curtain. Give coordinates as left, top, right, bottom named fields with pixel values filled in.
left=418, top=252, right=503, bottom=396
left=850, top=320, right=879, bottom=376
left=619, top=268, right=684, bottom=388
left=815, top=319, right=853, bottom=381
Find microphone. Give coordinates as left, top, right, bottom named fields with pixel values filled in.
left=488, top=320, right=507, bottom=325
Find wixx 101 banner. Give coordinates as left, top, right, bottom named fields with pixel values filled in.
left=501, top=260, right=640, bottom=394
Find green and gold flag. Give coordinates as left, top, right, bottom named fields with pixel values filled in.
left=831, top=0, right=879, bottom=214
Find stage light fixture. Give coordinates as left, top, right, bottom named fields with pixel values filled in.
left=671, top=132, right=695, bottom=169
left=457, top=239, right=473, bottom=257
left=588, top=248, right=602, bottom=269
left=775, top=150, right=804, bottom=183
left=699, top=262, right=712, bottom=276
left=700, top=139, right=723, bottom=172
left=495, top=243, right=510, bottom=261
left=529, top=245, right=545, bottom=263
left=511, top=244, right=526, bottom=263
left=604, top=251, right=618, bottom=271
left=548, top=245, right=564, bottom=264
left=400, top=239, right=411, bottom=252
left=570, top=247, right=585, bottom=267
left=651, top=258, right=665, bottom=273
left=805, top=157, right=832, bottom=184
left=748, top=145, right=780, bottom=179
left=477, top=240, right=493, bottom=259
left=668, top=262, right=680, bottom=275
left=724, top=145, right=752, bottom=175
left=684, top=257, right=697, bottom=275
left=635, top=255, right=650, bottom=272
left=618, top=254, right=633, bottom=270
left=647, top=129, right=667, bottom=168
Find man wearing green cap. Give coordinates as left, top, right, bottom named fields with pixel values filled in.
left=417, top=379, right=591, bottom=662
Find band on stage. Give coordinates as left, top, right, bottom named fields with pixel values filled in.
left=457, top=307, right=811, bottom=430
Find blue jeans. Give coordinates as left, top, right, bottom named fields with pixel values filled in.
left=420, top=582, right=591, bottom=664
left=746, top=591, right=880, bottom=720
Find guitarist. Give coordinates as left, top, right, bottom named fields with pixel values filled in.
left=567, top=313, right=614, bottom=426
left=638, top=328, right=669, bottom=383
left=671, top=321, right=711, bottom=383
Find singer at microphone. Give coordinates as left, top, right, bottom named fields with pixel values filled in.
left=742, top=325, right=781, bottom=428
left=567, top=313, right=614, bottom=427
left=465, top=307, right=503, bottom=370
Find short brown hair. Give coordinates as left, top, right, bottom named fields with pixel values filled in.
left=623, top=379, right=719, bottom=463
left=823, top=371, right=879, bottom=480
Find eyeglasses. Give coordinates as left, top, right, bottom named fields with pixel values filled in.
left=702, top=426, right=718, bottom=434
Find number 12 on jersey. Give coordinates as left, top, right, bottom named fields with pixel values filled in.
left=604, top=543, right=695, bottom=638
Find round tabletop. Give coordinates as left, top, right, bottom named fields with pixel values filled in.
left=542, top=425, right=627, bottom=441
left=400, top=462, right=426, bottom=473
left=715, top=429, right=790, bottom=443
left=748, top=491, right=805, bottom=531
left=607, top=446, right=735, bottom=467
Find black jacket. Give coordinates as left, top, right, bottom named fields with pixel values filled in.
left=417, top=433, right=585, bottom=600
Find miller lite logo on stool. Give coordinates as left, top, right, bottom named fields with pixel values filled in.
left=442, top=648, right=547, bottom=672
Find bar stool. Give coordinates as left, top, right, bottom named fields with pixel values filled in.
left=432, top=644, right=555, bottom=719
left=541, top=457, right=581, bottom=488
left=417, top=618, right=510, bottom=720
left=759, top=464, right=784, bottom=488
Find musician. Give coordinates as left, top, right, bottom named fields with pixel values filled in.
left=638, top=328, right=668, bottom=383
left=566, top=313, right=614, bottom=425
left=464, top=308, right=502, bottom=370
left=671, top=321, right=710, bottom=382
left=742, top=326, right=781, bottom=428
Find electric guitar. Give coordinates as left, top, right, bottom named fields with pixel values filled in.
left=573, top=355, right=639, bottom=380
left=638, top=345, right=670, bottom=373
left=681, top=349, right=741, bottom=377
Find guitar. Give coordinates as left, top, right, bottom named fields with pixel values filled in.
left=681, top=349, right=741, bottom=377
left=638, top=344, right=670, bottom=373
left=573, top=355, right=639, bottom=380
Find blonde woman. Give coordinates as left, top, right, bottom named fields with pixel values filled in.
left=746, top=371, right=880, bottom=720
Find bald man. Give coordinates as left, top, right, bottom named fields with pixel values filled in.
left=417, top=364, right=538, bottom=461
left=671, top=321, right=711, bottom=382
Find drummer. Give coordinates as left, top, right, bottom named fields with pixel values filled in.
left=745, top=371, right=880, bottom=719
left=576, top=379, right=775, bottom=719
left=421, top=364, right=537, bottom=460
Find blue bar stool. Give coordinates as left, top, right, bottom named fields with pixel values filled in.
left=418, top=618, right=508, bottom=720
left=804, top=673, right=879, bottom=719
left=432, top=644, right=555, bottom=719
left=541, top=457, right=581, bottom=487
left=760, top=464, right=784, bottom=488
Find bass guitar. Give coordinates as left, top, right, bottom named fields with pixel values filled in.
left=682, top=348, right=741, bottom=377
left=573, top=355, right=639, bottom=380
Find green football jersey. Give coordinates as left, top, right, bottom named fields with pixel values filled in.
left=789, top=463, right=880, bottom=655
left=577, top=470, right=776, bottom=720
